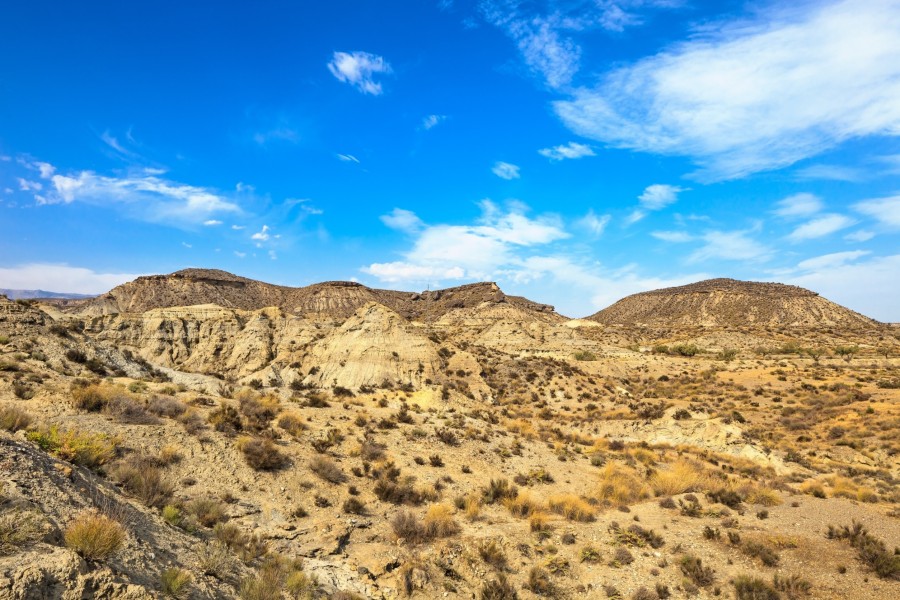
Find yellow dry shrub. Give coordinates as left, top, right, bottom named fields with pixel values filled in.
left=503, top=492, right=543, bottom=518
left=529, top=511, right=552, bottom=532
left=799, top=480, right=826, bottom=498
left=423, top=504, right=459, bottom=538
left=464, top=495, right=483, bottom=521
left=547, top=494, right=596, bottom=522
left=596, top=462, right=650, bottom=506
left=649, top=459, right=709, bottom=496
left=64, top=511, right=126, bottom=560
left=746, top=486, right=783, bottom=507
left=631, top=447, right=658, bottom=465
left=505, top=419, right=536, bottom=439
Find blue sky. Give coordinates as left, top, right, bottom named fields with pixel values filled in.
left=1, top=0, right=899, bottom=320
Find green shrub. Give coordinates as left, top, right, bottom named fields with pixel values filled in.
left=733, top=575, right=780, bottom=600
left=26, top=426, right=119, bottom=468
left=160, top=567, right=192, bottom=599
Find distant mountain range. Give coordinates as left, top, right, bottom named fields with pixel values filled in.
left=0, top=289, right=96, bottom=300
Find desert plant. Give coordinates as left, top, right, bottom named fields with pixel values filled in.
left=548, top=494, right=596, bottom=522
left=733, top=575, right=780, bottom=600
left=64, top=511, right=126, bottom=561
left=423, top=504, right=459, bottom=538
left=195, top=540, right=238, bottom=579
left=186, top=498, right=227, bottom=528
left=0, top=509, right=44, bottom=555
left=478, top=539, right=508, bottom=570
left=0, top=404, right=31, bottom=432
left=596, top=462, right=649, bottom=506
left=108, top=455, right=175, bottom=508
left=26, top=426, right=119, bottom=468
left=525, top=566, right=555, bottom=596
left=773, top=574, right=812, bottom=598
left=240, top=437, right=287, bottom=471
left=482, top=479, right=518, bottom=504
left=160, top=567, right=193, bottom=599
left=679, top=554, right=714, bottom=586
left=309, top=456, right=347, bottom=483
left=480, top=575, right=519, bottom=600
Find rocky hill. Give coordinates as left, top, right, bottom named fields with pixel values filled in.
left=588, top=278, right=881, bottom=329
left=77, top=269, right=560, bottom=323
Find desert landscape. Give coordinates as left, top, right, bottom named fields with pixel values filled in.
left=0, top=269, right=897, bottom=599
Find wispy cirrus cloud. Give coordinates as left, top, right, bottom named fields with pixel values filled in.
left=772, top=193, right=823, bottom=218
left=554, top=0, right=900, bottom=180
left=327, top=51, right=392, bottom=95
left=492, top=161, right=520, bottom=180
left=21, top=159, right=240, bottom=226
left=689, top=228, right=772, bottom=263
left=481, top=1, right=678, bottom=88
left=421, top=114, right=448, bottom=130
left=576, top=210, right=610, bottom=237
left=538, top=141, right=594, bottom=161
left=786, top=214, right=855, bottom=242
left=626, top=184, right=685, bottom=224
left=854, top=195, right=900, bottom=228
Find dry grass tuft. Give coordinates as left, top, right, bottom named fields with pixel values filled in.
left=548, top=494, right=596, bottom=522
left=649, top=459, right=709, bottom=496
left=64, top=511, right=126, bottom=560
left=595, top=462, right=649, bottom=506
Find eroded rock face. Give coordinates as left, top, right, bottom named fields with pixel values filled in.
left=301, top=302, right=442, bottom=389
left=74, top=270, right=563, bottom=323
left=589, top=278, right=881, bottom=329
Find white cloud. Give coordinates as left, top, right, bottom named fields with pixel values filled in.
left=538, top=141, right=595, bottom=161
left=638, top=184, right=683, bottom=210
left=363, top=263, right=466, bottom=283
left=844, top=229, right=875, bottom=242
left=0, top=264, right=141, bottom=295
left=24, top=161, right=240, bottom=225
left=577, top=210, right=610, bottom=237
left=336, top=154, right=360, bottom=163
left=651, top=230, right=694, bottom=243
left=794, top=164, right=865, bottom=182
left=253, top=127, right=299, bottom=146
left=787, top=214, right=855, bottom=242
left=785, top=254, right=900, bottom=322
left=231, top=224, right=246, bottom=230
left=234, top=251, right=246, bottom=258
left=482, top=1, right=677, bottom=89
left=380, top=208, right=424, bottom=233
left=853, top=195, right=900, bottom=228
left=796, top=250, right=870, bottom=271
left=422, top=115, right=447, bottom=130
left=17, top=178, right=42, bottom=192
left=181, top=242, right=192, bottom=249
left=690, top=229, right=771, bottom=263
left=773, top=193, right=823, bottom=218
left=554, top=0, right=900, bottom=180
left=492, top=161, right=521, bottom=180
left=327, top=51, right=392, bottom=95
left=363, top=202, right=568, bottom=284
left=203, top=220, right=223, bottom=226
left=251, top=225, right=271, bottom=243
left=483, top=7, right=581, bottom=89
left=101, top=131, right=139, bottom=157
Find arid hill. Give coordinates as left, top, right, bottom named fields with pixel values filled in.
left=77, top=268, right=559, bottom=322
left=588, top=278, right=881, bottom=329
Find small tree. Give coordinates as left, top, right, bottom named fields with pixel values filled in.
left=805, top=347, right=827, bottom=363
left=834, top=346, right=859, bottom=363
